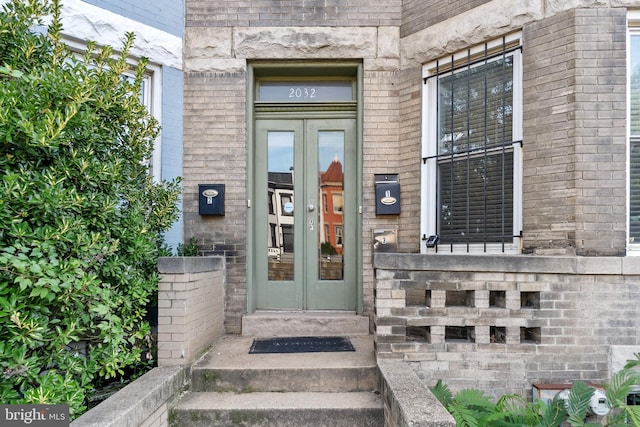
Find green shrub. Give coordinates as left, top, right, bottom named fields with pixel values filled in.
left=176, top=237, right=199, bottom=256
left=0, top=0, right=180, bottom=418
left=432, top=354, right=640, bottom=427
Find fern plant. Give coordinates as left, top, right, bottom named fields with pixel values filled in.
left=432, top=353, right=640, bottom=427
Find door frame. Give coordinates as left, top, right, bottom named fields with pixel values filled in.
left=246, top=61, right=364, bottom=314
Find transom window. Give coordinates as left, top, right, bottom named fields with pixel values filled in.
left=421, top=33, right=523, bottom=253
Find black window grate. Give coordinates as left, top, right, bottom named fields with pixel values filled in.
left=424, top=37, right=520, bottom=253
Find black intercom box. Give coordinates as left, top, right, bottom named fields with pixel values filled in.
left=198, top=184, right=225, bottom=215
left=374, top=174, right=400, bottom=215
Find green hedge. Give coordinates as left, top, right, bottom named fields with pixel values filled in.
left=0, top=0, right=180, bottom=418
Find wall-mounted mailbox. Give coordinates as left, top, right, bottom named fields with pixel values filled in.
left=198, top=184, right=225, bottom=216
left=375, top=174, right=400, bottom=215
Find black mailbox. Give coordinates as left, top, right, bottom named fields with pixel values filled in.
left=375, top=174, right=400, bottom=215
left=198, top=184, right=225, bottom=216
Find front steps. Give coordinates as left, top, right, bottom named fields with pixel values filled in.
left=169, top=313, right=383, bottom=427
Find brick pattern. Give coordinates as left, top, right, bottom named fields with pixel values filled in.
left=375, top=257, right=640, bottom=398
left=397, top=66, right=422, bottom=252
left=400, top=0, right=492, bottom=38
left=139, top=403, right=168, bottom=427
left=182, top=70, right=247, bottom=334
left=157, top=269, right=225, bottom=365
left=186, top=0, right=402, bottom=28
left=572, top=8, right=627, bottom=255
left=522, top=8, right=627, bottom=255
left=362, top=61, right=402, bottom=313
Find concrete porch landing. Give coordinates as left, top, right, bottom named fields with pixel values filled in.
left=190, top=334, right=378, bottom=392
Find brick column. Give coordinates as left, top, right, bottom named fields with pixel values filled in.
left=157, top=256, right=225, bottom=366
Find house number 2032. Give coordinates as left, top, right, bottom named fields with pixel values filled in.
left=289, top=87, right=316, bottom=99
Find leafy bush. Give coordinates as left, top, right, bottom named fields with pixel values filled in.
left=176, top=237, right=199, bottom=257
left=0, top=0, right=180, bottom=418
left=432, top=355, right=640, bottom=427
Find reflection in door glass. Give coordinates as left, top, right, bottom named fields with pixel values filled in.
left=318, top=131, right=345, bottom=280
left=267, top=131, right=294, bottom=281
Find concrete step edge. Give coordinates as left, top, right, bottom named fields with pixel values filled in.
left=172, top=391, right=384, bottom=411
left=190, top=365, right=378, bottom=392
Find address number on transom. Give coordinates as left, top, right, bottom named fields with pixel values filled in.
left=258, top=81, right=354, bottom=102
left=289, top=87, right=316, bottom=99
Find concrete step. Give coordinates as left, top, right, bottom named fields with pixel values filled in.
left=191, top=336, right=377, bottom=393
left=170, top=391, right=384, bottom=427
left=171, top=335, right=382, bottom=426
left=241, top=311, right=370, bottom=337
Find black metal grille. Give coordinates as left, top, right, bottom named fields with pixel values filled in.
left=424, top=37, right=521, bottom=252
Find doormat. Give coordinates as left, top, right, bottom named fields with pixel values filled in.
left=249, top=336, right=355, bottom=354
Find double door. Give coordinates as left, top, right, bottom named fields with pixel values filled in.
left=254, top=117, right=357, bottom=310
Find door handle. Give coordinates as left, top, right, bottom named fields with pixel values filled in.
left=307, top=203, right=315, bottom=212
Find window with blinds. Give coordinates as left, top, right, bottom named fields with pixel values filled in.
left=630, top=33, right=640, bottom=246
left=422, top=34, right=522, bottom=253
left=632, top=140, right=640, bottom=243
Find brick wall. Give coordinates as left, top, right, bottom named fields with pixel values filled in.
left=572, top=8, right=627, bottom=256
left=186, top=0, right=401, bottom=28
left=182, top=70, right=247, bottom=333
left=71, top=366, right=187, bottom=427
left=397, top=65, right=422, bottom=252
left=363, top=60, right=402, bottom=309
left=374, top=253, right=640, bottom=398
left=522, top=8, right=627, bottom=256
left=400, top=0, right=492, bottom=37
left=157, top=257, right=225, bottom=366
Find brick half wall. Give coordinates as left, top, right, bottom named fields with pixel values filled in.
left=157, top=256, right=225, bottom=366
left=374, top=253, right=640, bottom=399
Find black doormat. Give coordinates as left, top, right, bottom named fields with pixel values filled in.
left=249, top=336, right=355, bottom=354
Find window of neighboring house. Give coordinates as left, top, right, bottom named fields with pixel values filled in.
left=334, top=225, right=343, bottom=246
left=122, top=68, right=162, bottom=182
left=628, top=20, right=640, bottom=254
left=421, top=33, right=523, bottom=254
left=332, top=192, right=343, bottom=213
left=280, top=193, right=294, bottom=216
left=65, top=39, right=162, bottom=182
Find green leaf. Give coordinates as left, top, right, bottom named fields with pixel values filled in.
left=448, top=402, right=480, bottom=427
left=565, top=382, right=594, bottom=426
left=431, top=380, right=454, bottom=406
left=15, top=276, right=32, bottom=290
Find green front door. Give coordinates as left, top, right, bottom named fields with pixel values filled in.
left=255, top=118, right=357, bottom=310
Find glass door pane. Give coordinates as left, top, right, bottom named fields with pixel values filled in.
left=317, top=131, right=345, bottom=280
left=267, top=131, right=295, bottom=281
